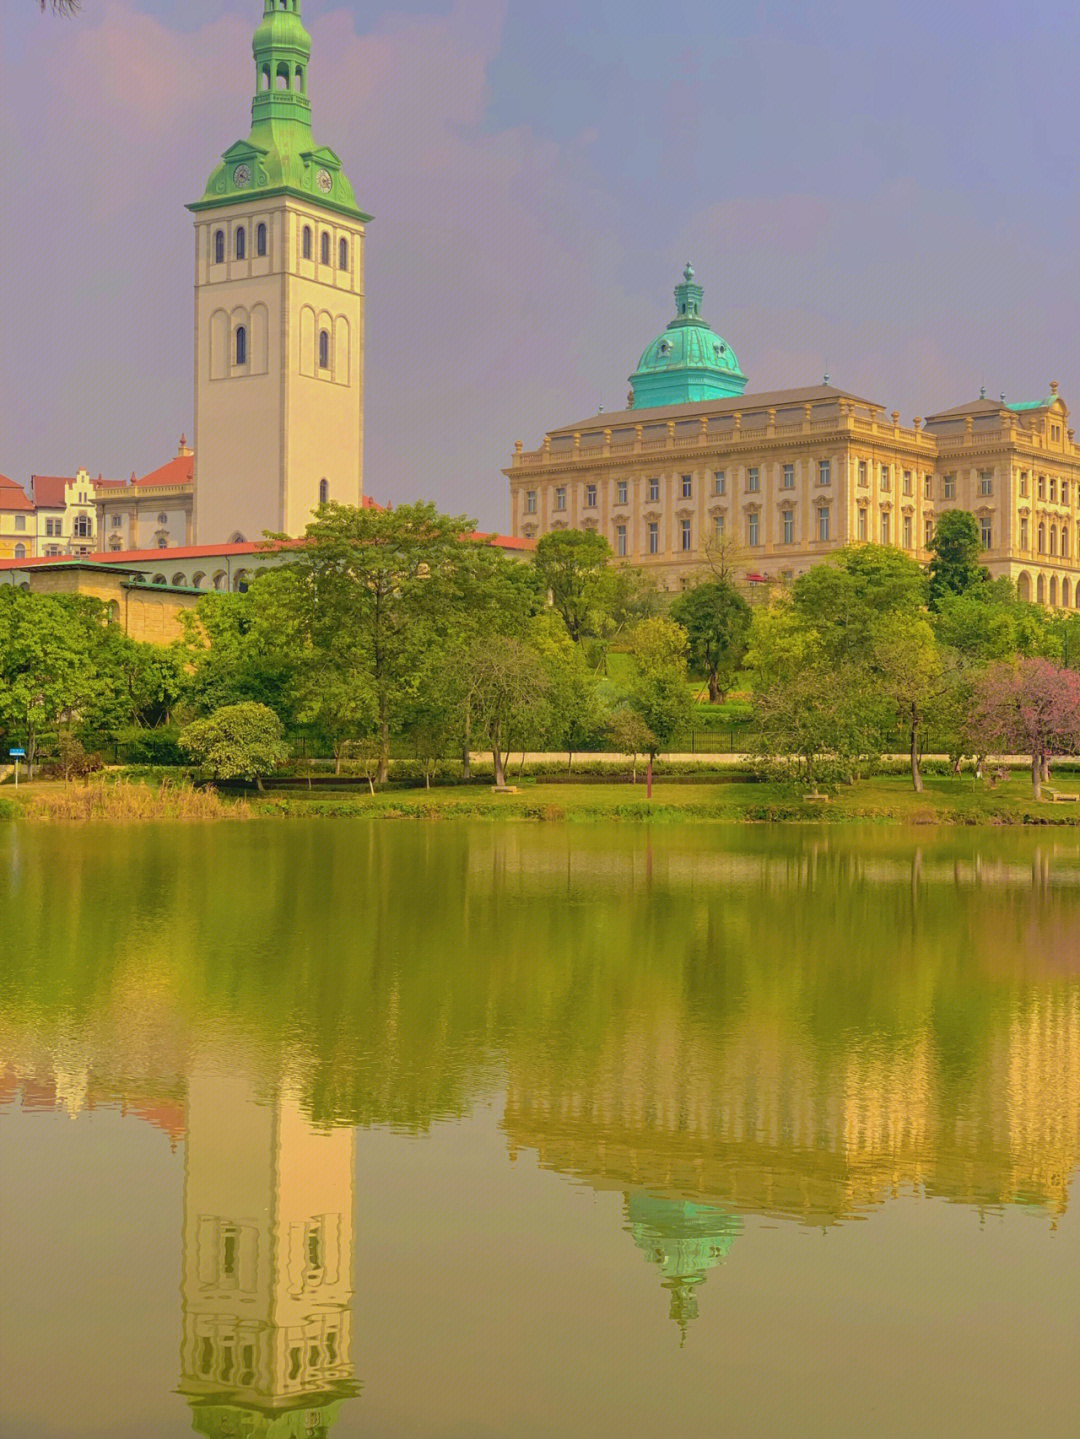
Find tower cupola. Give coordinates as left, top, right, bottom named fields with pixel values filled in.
left=628, top=264, right=748, bottom=410
left=251, top=0, right=313, bottom=128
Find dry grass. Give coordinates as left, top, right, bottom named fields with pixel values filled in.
left=17, top=778, right=246, bottom=823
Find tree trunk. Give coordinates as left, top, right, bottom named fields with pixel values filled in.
left=1041, top=757, right=1051, bottom=783
left=646, top=754, right=653, bottom=799
left=910, top=709, right=923, bottom=793
left=334, top=746, right=342, bottom=777
left=708, top=670, right=720, bottom=704
left=567, top=749, right=573, bottom=774
left=493, top=748, right=506, bottom=788
left=461, top=705, right=471, bottom=781
left=424, top=768, right=431, bottom=789
left=255, top=775, right=265, bottom=792
left=378, top=719, right=390, bottom=785
left=1032, top=751, right=1043, bottom=801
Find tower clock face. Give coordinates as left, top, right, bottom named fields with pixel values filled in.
left=233, top=163, right=252, bottom=187
left=316, top=168, right=333, bottom=194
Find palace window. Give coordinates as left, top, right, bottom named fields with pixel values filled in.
left=318, top=329, right=329, bottom=369
left=236, top=325, right=247, bottom=365
left=648, top=520, right=659, bottom=554
left=256, top=223, right=267, bottom=257
left=713, top=471, right=726, bottom=496
left=880, top=464, right=890, bottom=492
left=903, top=514, right=913, bottom=548
left=979, top=471, right=993, bottom=496
left=555, top=486, right=566, bottom=511
left=1063, top=481, right=1071, bottom=505
left=617, top=480, right=628, bottom=505
left=943, top=475, right=955, bottom=499
left=818, top=460, right=831, bottom=486
left=648, top=477, right=660, bottom=502
left=1038, top=522, right=1046, bottom=553
left=525, top=490, right=537, bottom=514
left=858, top=460, right=868, bottom=487
left=1052, top=424, right=1062, bottom=442
left=681, top=518, right=692, bottom=551
left=1064, top=527, right=1071, bottom=558
left=235, top=226, right=246, bottom=260
left=1019, top=472, right=1029, bottom=497
left=1050, top=477, right=1058, bottom=503
left=747, top=467, right=760, bottom=493
left=339, top=238, right=349, bottom=270
left=924, top=474, right=932, bottom=500
left=1038, top=475, right=1046, bottom=500
left=111, top=514, right=122, bottom=528
left=302, top=225, right=313, bottom=260
left=748, top=512, right=760, bottom=546
left=714, top=514, right=726, bottom=539
left=783, top=510, right=794, bottom=545
left=903, top=470, right=913, bottom=496
left=1020, top=516, right=1029, bottom=549
left=818, top=507, right=831, bottom=542
left=782, top=464, right=794, bottom=490
left=1051, top=526, right=1058, bottom=556
left=980, top=517, right=992, bottom=549
left=319, top=478, right=329, bottom=504
left=880, top=512, right=891, bottom=546
left=585, top=483, right=597, bottom=507
left=925, top=516, right=934, bottom=548
left=682, top=475, right=692, bottom=499
left=857, top=509, right=867, bottom=542
left=616, top=524, right=627, bottom=557
left=214, top=229, right=224, bottom=264
left=320, top=232, right=331, bottom=265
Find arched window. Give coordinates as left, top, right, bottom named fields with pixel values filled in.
left=276, top=61, right=290, bottom=90
left=158, top=512, right=168, bottom=526
left=1038, top=523, right=1046, bottom=554
left=236, top=325, right=247, bottom=366
left=320, top=232, right=330, bottom=265
left=73, top=514, right=91, bottom=539
left=256, top=222, right=267, bottom=257
left=319, top=478, right=329, bottom=504
left=214, top=229, right=225, bottom=264
left=318, top=329, right=329, bottom=369
left=1063, top=528, right=1070, bottom=559
left=302, top=226, right=312, bottom=260
left=261, top=64, right=271, bottom=91
left=235, top=226, right=245, bottom=260
left=295, top=65, right=304, bottom=91
left=339, top=237, right=348, bottom=270
left=14, top=543, right=25, bottom=560
left=1050, top=526, right=1058, bottom=556
left=172, top=572, right=186, bottom=587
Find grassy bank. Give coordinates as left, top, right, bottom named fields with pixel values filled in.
left=4, top=772, right=1080, bottom=825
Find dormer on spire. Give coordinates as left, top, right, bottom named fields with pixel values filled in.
left=673, top=262, right=704, bottom=321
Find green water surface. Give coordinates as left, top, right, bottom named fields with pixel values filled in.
left=2, top=821, right=1079, bottom=1438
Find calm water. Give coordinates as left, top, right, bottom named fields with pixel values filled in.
left=3, top=820, right=1080, bottom=1438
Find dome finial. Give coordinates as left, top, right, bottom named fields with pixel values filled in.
left=683, top=261, right=695, bottom=283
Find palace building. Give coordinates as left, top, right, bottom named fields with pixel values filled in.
left=507, top=266, right=1080, bottom=608
left=188, top=0, right=369, bottom=544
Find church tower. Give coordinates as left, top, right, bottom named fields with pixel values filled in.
left=188, top=0, right=370, bottom=544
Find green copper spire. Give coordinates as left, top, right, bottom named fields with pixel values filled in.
left=189, top=0, right=370, bottom=223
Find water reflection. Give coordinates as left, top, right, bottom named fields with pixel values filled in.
left=3, top=821, right=1080, bottom=1428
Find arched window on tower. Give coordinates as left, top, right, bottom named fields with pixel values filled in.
left=236, top=325, right=247, bottom=366
left=256, top=222, right=267, bottom=257
left=214, top=229, right=225, bottom=264
left=261, top=64, right=271, bottom=90
left=318, top=329, right=329, bottom=369
left=320, top=232, right=330, bottom=265
left=319, top=478, right=329, bottom=504
left=302, top=226, right=312, bottom=260
left=339, top=237, right=348, bottom=270
left=295, top=65, right=304, bottom=92
left=235, top=226, right=246, bottom=260
left=276, top=61, right=290, bottom=90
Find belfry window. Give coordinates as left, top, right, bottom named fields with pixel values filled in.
left=339, top=238, right=349, bottom=270
left=235, top=226, right=246, bottom=260
left=236, top=325, right=247, bottom=366
left=318, top=329, right=329, bottom=369
left=320, top=232, right=330, bottom=265
left=319, top=478, right=329, bottom=504
left=302, top=226, right=312, bottom=260
left=295, top=65, right=304, bottom=92
left=214, top=229, right=225, bottom=264
left=276, top=61, right=290, bottom=90
left=256, top=223, right=267, bottom=257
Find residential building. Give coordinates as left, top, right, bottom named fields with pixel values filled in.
left=0, top=474, right=35, bottom=561
left=93, top=437, right=195, bottom=552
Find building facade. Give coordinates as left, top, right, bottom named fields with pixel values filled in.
left=508, top=271, right=1080, bottom=608
left=188, top=0, right=369, bottom=545
left=94, top=437, right=194, bottom=552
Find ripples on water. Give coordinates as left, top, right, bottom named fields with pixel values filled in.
left=2, top=821, right=1080, bottom=1438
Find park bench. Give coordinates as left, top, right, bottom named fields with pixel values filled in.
left=1043, top=787, right=1080, bottom=803
left=491, top=785, right=519, bottom=794
left=803, top=792, right=830, bottom=802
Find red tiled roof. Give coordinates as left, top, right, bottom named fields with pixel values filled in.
left=134, top=454, right=194, bottom=488
left=30, top=475, right=71, bottom=508
left=0, top=474, right=34, bottom=512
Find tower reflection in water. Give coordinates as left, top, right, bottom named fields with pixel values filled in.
left=177, top=1068, right=357, bottom=1439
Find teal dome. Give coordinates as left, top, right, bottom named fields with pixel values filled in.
left=629, top=265, right=747, bottom=409
left=625, top=1191, right=742, bottom=1338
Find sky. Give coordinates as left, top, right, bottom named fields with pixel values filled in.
left=3, top=0, right=1080, bottom=530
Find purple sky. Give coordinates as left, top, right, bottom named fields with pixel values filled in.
left=4, top=0, right=1080, bottom=530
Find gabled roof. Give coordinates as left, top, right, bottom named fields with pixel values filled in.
left=0, top=475, right=34, bottom=513
left=134, top=453, right=194, bottom=488
left=30, top=475, right=71, bottom=508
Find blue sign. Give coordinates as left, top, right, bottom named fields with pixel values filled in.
left=8, top=749, right=25, bottom=758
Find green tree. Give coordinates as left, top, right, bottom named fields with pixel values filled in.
left=180, top=702, right=288, bottom=791
left=928, top=510, right=989, bottom=608
left=464, top=635, right=550, bottom=788
left=535, top=529, right=614, bottom=645
left=670, top=578, right=751, bottom=702
left=870, top=611, right=951, bottom=792
left=530, top=613, right=606, bottom=769
left=625, top=617, right=693, bottom=784
left=792, top=545, right=927, bottom=662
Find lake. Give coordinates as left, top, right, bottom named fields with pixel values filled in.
left=2, top=820, right=1080, bottom=1438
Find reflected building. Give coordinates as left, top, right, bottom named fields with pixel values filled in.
left=178, top=1068, right=357, bottom=1438
left=625, top=1193, right=742, bottom=1340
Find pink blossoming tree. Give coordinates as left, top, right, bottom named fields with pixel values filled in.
left=968, top=659, right=1080, bottom=799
